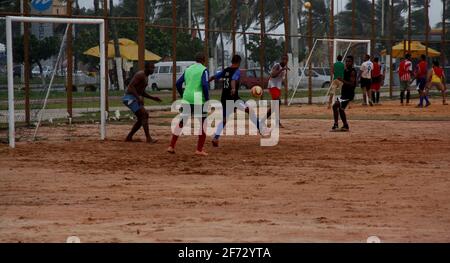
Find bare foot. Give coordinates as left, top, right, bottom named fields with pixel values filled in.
left=167, top=147, right=175, bottom=154
left=195, top=150, right=208, bottom=156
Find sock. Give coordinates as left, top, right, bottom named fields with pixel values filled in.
left=197, top=134, right=206, bottom=152
left=170, top=135, right=179, bottom=148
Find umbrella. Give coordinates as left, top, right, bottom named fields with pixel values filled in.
left=380, top=41, right=441, bottom=58
left=83, top=38, right=161, bottom=61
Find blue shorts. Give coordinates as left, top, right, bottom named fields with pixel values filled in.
left=122, top=94, right=143, bottom=113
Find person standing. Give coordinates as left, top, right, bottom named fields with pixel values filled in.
left=168, top=53, right=210, bottom=156
left=331, top=56, right=357, bottom=132
left=426, top=61, right=448, bottom=106
left=359, top=54, right=373, bottom=106
left=415, top=54, right=430, bottom=108
left=208, top=55, right=267, bottom=147
left=371, top=57, right=383, bottom=105
left=398, top=54, right=413, bottom=105
left=327, top=55, right=345, bottom=109
left=267, top=54, right=289, bottom=127
left=122, top=62, right=162, bottom=143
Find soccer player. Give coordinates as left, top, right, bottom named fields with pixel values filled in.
left=122, top=61, right=162, bottom=143
left=359, top=54, right=373, bottom=106
left=331, top=55, right=357, bottom=132
left=168, top=53, right=210, bottom=156
left=208, top=55, right=266, bottom=147
left=426, top=61, right=448, bottom=106
left=267, top=54, right=289, bottom=127
left=415, top=54, right=430, bottom=108
left=371, top=57, right=383, bottom=105
left=398, top=53, right=413, bottom=105
left=327, top=55, right=345, bottom=109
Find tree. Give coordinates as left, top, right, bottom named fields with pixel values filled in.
left=12, top=35, right=60, bottom=84
left=247, top=35, right=284, bottom=71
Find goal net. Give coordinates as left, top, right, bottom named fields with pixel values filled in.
left=1, top=16, right=106, bottom=148
left=288, top=38, right=371, bottom=105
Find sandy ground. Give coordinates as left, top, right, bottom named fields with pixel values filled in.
left=1, top=99, right=450, bottom=243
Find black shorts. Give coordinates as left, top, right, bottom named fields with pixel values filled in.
left=360, top=78, right=372, bottom=91
left=337, top=97, right=351, bottom=110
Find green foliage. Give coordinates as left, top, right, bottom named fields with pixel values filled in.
left=12, top=35, right=60, bottom=65
left=247, top=35, right=285, bottom=71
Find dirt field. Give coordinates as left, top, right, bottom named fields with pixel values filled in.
left=1, top=99, right=450, bottom=243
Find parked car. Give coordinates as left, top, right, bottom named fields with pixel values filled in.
left=213, top=68, right=269, bottom=90
left=298, top=67, right=331, bottom=89
left=241, top=68, right=269, bottom=89
left=32, top=66, right=52, bottom=78
left=148, top=61, right=195, bottom=91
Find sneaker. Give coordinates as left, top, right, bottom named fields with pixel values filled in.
left=195, top=150, right=209, bottom=156
left=212, top=138, right=219, bottom=147
left=167, top=146, right=175, bottom=154
left=340, top=126, right=350, bottom=132
left=331, top=124, right=339, bottom=132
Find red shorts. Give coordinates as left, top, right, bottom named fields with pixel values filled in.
left=268, top=87, right=281, bottom=100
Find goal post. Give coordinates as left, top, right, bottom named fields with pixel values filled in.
left=5, top=16, right=106, bottom=148
left=288, top=38, right=371, bottom=106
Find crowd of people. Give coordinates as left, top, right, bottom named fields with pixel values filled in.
left=330, top=52, right=448, bottom=132
left=118, top=50, right=448, bottom=154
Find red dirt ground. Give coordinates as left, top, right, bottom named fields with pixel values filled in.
left=1, top=99, right=450, bottom=243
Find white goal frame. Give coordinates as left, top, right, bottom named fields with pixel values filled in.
left=6, top=16, right=106, bottom=148
left=288, top=38, right=371, bottom=106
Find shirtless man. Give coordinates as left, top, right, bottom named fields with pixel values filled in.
left=122, top=62, right=162, bottom=143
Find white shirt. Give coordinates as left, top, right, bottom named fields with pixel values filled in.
left=360, top=60, right=373, bottom=79
left=268, top=63, right=286, bottom=89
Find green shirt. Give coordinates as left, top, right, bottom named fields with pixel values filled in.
left=333, top=61, right=345, bottom=80
left=183, top=63, right=207, bottom=105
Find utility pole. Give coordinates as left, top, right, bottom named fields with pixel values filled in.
left=259, top=0, right=266, bottom=88
left=442, top=0, right=446, bottom=67
left=425, top=0, right=429, bottom=56
left=290, top=0, right=299, bottom=94
left=138, top=0, right=145, bottom=70
left=172, top=0, right=177, bottom=102
left=67, top=0, right=73, bottom=118
left=307, top=3, right=313, bottom=105
left=283, top=0, right=290, bottom=106
left=389, top=0, right=393, bottom=99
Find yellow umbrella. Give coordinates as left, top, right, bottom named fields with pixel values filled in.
left=83, top=38, right=161, bottom=61
left=380, top=41, right=441, bottom=58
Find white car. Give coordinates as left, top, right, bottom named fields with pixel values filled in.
left=148, top=61, right=196, bottom=91
left=32, top=66, right=52, bottom=78
left=298, top=67, right=332, bottom=89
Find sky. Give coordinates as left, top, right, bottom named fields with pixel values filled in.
left=78, top=0, right=444, bottom=27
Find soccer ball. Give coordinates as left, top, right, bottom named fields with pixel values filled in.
left=304, top=1, right=312, bottom=9
left=251, top=85, right=263, bottom=98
